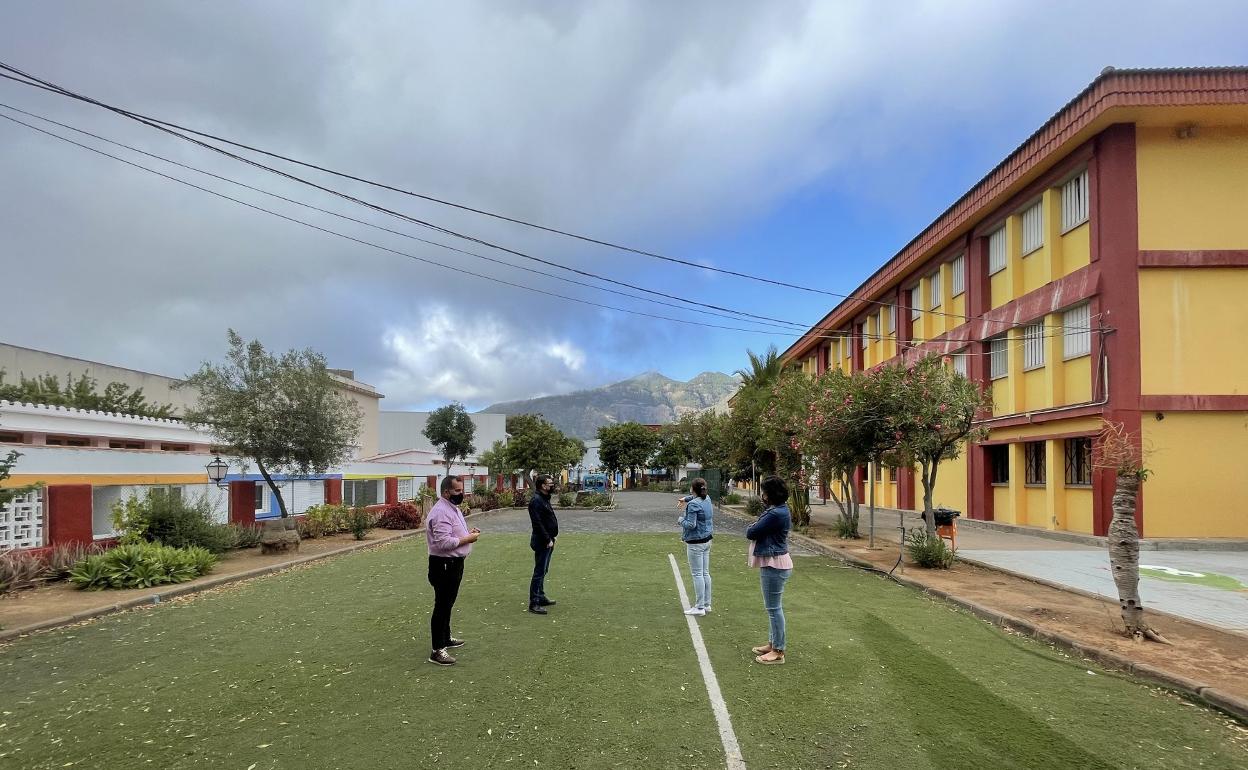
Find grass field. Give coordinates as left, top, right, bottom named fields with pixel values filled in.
left=1, top=533, right=1244, bottom=769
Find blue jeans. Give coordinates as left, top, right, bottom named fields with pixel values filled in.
left=529, top=536, right=554, bottom=605
left=760, top=567, right=792, bottom=651
left=685, top=541, right=712, bottom=609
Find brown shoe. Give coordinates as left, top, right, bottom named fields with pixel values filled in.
left=754, top=650, right=785, bottom=665
left=428, top=648, right=456, bottom=666
left=751, top=643, right=773, bottom=655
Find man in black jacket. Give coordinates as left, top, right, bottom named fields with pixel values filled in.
left=527, top=474, right=559, bottom=614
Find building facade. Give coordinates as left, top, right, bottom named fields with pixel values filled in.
left=782, top=68, right=1248, bottom=539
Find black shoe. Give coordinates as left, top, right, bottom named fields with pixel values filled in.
left=446, top=637, right=466, bottom=648
left=528, top=604, right=548, bottom=615
left=538, top=598, right=557, bottom=607
left=428, top=649, right=456, bottom=666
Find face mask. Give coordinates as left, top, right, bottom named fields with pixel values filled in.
left=449, top=493, right=465, bottom=505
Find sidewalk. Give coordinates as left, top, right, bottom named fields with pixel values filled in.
left=808, top=504, right=1248, bottom=634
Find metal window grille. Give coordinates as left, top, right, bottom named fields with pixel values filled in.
left=1063, top=303, right=1091, bottom=358
left=988, top=228, right=1007, bottom=274
left=0, top=489, right=44, bottom=549
left=1023, top=323, right=1045, bottom=370
left=1024, top=442, right=1046, bottom=485
left=989, top=337, right=1009, bottom=379
left=1064, top=438, right=1093, bottom=486
left=910, top=287, right=922, bottom=319
left=952, top=350, right=968, bottom=377
left=887, top=304, right=896, bottom=332
left=860, top=324, right=869, bottom=349
left=951, top=254, right=965, bottom=296
left=1021, top=201, right=1044, bottom=254
left=929, top=272, right=941, bottom=308
left=1061, top=170, right=1089, bottom=231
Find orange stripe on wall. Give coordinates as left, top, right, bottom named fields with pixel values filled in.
left=1, top=474, right=210, bottom=488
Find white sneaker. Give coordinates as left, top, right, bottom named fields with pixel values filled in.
left=703, top=606, right=712, bottom=613
left=683, top=607, right=706, bottom=616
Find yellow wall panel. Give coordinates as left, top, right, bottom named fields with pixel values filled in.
left=992, top=486, right=1014, bottom=524
left=1138, top=126, right=1248, bottom=250
left=1024, top=487, right=1048, bottom=528
left=990, top=269, right=1011, bottom=310
left=1060, top=223, right=1090, bottom=273
left=1139, top=268, right=1248, bottom=395
left=950, top=293, right=966, bottom=322
left=1021, top=247, right=1049, bottom=295
left=1022, top=368, right=1048, bottom=411
left=1064, top=488, right=1094, bottom=535
left=1142, top=412, right=1248, bottom=537
left=1062, top=355, right=1092, bottom=404
left=929, top=453, right=967, bottom=513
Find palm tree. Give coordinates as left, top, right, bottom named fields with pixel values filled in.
left=734, top=345, right=784, bottom=390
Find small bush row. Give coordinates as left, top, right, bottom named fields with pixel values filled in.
left=375, top=502, right=420, bottom=531
left=905, top=528, right=956, bottom=569
left=69, top=542, right=217, bottom=590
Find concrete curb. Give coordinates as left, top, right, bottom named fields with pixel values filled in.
left=717, top=504, right=1248, bottom=724
left=0, top=522, right=446, bottom=643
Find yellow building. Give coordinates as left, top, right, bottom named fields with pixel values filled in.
left=782, top=67, right=1248, bottom=539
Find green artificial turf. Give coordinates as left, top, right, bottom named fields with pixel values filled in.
left=0, top=534, right=1243, bottom=769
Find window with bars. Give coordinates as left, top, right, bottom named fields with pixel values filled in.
left=1063, top=303, right=1091, bottom=359
left=910, top=286, right=921, bottom=319
left=1061, top=170, right=1089, bottom=231
left=989, top=445, right=1009, bottom=484
left=0, top=431, right=26, bottom=444
left=1064, top=437, right=1093, bottom=486
left=46, top=435, right=90, bottom=447
left=1021, top=201, right=1044, bottom=254
left=343, top=479, right=379, bottom=507
left=1024, top=442, right=1046, bottom=485
left=1023, top=322, right=1045, bottom=370
left=887, top=304, right=896, bottom=333
left=988, top=227, right=1007, bottom=274
left=951, top=254, right=965, bottom=296
left=989, top=337, right=1009, bottom=379
left=860, top=324, right=869, bottom=349
left=254, top=483, right=265, bottom=512
left=929, top=272, right=941, bottom=309
left=108, top=439, right=145, bottom=449
left=952, top=350, right=968, bottom=377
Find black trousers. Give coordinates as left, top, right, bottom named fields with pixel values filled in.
left=428, top=555, right=465, bottom=651
left=529, top=535, right=554, bottom=605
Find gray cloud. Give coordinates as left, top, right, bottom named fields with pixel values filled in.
left=3, top=1, right=1247, bottom=408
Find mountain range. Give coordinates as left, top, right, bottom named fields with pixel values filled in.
left=481, top=371, right=740, bottom=439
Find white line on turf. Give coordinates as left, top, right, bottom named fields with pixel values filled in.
left=668, top=552, right=746, bottom=770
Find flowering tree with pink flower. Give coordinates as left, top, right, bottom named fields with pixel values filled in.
left=888, top=354, right=992, bottom=537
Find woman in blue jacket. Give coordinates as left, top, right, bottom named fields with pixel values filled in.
left=746, top=475, right=793, bottom=664
left=677, top=477, right=714, bottom=616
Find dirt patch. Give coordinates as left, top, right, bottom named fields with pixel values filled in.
left=0, top=529, right=418, bottom=634
left=802, top=522, right=1248, bottom=703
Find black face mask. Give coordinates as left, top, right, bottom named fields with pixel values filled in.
left=449, top=493, right=465, bottom=505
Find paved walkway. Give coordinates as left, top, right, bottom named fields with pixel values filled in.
left=808, top=502, right=1248, bottom=633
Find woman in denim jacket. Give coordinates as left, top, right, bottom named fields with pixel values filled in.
left=746, top=475, right=793, bottom=664
left=677, top=477, right=714, bottom=616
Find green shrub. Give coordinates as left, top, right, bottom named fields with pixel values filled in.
left=42, top=542, right=106, bottom=581
left=1, top=549, right=45, bottom=592
left=495, top=489, right=515, bottom=508
left=68, top=542, right=218, bottom=590
left=229, top=523, right=263, bottom=549
left=111, top=491, right=233, bottom=553
left=557, top=492, right=575, bottom=508
left=744, top=497, right=764, bottom=516
left=832, top=513, right=861, bottom=539
left=584, top=493, right=613, bottom=508
left=905, top=528, right=955, bottom=569
left=348, top=507, right=374, bottom=540
left=722, top=492, right=743, bottom=505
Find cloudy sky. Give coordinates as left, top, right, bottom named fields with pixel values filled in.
left=2, top=1, right=1245, bottom=410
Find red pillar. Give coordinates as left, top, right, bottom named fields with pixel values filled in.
left=324, top=478, right=342, bottom=505
left=385, top=477, right=399, bottom=505
left=426, top=475, right=437, bottom=492
left=228, top=481, right=256, bottom=526
left=495, top=473, right=505, bottom=492
left=46, top=484, right=94, bottom=546
left=898, top=467, right=916, bottom=511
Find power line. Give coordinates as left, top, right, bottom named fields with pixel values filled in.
left=0, top=107, right=1103, bottom=351
left=0, top=62, right=1096, bottom=334
left=0, top=102, right=807, bottom=334
left=0, top=65, right=810, bottom=332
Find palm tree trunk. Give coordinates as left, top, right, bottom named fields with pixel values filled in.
left=1108, top=474, right=1169, bottom=643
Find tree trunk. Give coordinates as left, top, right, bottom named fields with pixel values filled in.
left=255, top=459, right=289, bottom=518
left=922, top=461, right=937, bottom=537
left=868, top=462, right=877, bottom=549
left=1108, top=474, right=1170, bottom=643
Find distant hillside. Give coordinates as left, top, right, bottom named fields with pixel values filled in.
left=481, top=371, right=740, bottom=439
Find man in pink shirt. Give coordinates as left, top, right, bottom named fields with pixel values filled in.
left=425, top=475, right=480, bottom=666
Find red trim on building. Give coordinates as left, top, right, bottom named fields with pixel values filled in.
left=228, top=480, right=256, bottom=526
left=46, top=484, right=93, bottom=545
left=324, top=478, right=342, bottom=506
left=1140, top=395, right=1248, bottom=411
left=1092, top=124, right=1143, bottom=536
left=384, top=477, right=398, bottom=505
left=1139, top=250, right=1248, bottom=267
left=975, top=403, right=1105, bottom=430
left=784, top=68, right=1248, bottom=362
